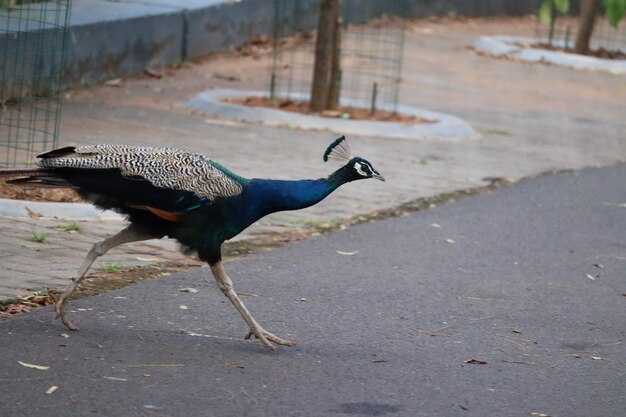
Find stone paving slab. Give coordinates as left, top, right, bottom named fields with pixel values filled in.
left=0, top=217, right=190, bottom=300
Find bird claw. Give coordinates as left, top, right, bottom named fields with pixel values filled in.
left=50, top=290, right=79, bottom=331
left=245, top=327, right=295, bottom=350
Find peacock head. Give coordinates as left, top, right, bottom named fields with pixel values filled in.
left=323, top=136, right=385, bottom=182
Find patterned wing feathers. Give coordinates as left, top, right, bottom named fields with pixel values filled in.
left=37, top=145, right=243, bottom=200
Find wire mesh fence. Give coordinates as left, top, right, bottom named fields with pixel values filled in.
left=0, top=0, right=71, bottom=167
left=269, top=0, right=411, bottom=115
left=533, top=14, right=626, bottom=52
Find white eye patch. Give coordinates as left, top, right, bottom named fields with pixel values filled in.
left=354, top=161, right=368, bottom=177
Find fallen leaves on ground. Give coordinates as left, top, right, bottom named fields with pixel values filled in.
left=225, top=96, right=435, bottom=124
left=1, top=291, right=55, bottom=319
left=464, top=359, right=488, bottom=365
left=336, top=250, right=359, bottom=256
left=0, top=182, right=83, bottom=203
left=17, top=361, right=49, bottom=371
left=136, top=256, right=160, bottom=262
left=104, top=78, right=123, bottom=87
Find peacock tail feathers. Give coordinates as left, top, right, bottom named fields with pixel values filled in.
left=37, top=145, right=245, bottom=200
left=323, top=136, right=353, bottom=163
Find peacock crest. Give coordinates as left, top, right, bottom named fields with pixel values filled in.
left=323, top=136, right=353, bottom=163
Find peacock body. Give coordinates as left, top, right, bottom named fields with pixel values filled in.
left=1, top=136, right=383, bottom=350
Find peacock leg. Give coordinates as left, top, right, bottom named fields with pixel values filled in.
left=54, top=225, right=155, bottom=331
left=209, top=261, right=295, bottom=350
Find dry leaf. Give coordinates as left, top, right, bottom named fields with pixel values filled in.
left=464, top=359, right=487, bottom=365
left=136, top=256, right=160, bottom=262
left=105, top=78, right=123, bottom=87
left=321, top=110, right=342, bottom=118
left=603, top=202, right=626, bottom=208
left=45, top=385, right=58, bottom=395
left=336, top=250, right=359, bottom=256
left=143, top=69, right=163, bottom=78
left=103, top=376, right=127, bottom=381
left=25, top=207, right=42, bottom=219
left=18, top=361, right=49, bottom=371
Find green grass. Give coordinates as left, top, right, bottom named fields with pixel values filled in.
left=28, top=229, right=49, bottom=244
left=55, top=222, right=81, bottom=233
left=102, top=263, right=122, bottom=273
left=485, top=128, right=512, bottom=136
left=170, top=58, right=184, bottom=69
left=295, top=218, right=343, bottom=230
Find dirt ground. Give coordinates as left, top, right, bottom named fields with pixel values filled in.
left=0, top=182, right=83, bottom=202
left=224, top=96, right=432, bottom=123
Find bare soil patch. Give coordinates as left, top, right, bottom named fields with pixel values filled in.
left=223, top=96, right=435, bottom=124
left=525, top=42, right=626, bottom=60
left=0, top=182, right=83, bottom=203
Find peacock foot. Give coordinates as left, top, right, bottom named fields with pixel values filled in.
left=245, top=326, right=296, bottom=350
left=50, top=290, right=79, bottom=331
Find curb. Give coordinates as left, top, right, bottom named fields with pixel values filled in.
left=474, top=35, right=626, bottom=75
left=0, top=198, right=124, bottom=221
left=187, top=89, right=477, bottom=140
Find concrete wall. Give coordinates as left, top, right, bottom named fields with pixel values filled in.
left=1, top=0, right=550, bottom=89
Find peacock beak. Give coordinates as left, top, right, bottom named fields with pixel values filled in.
left=373, top=172, right=385, bottom=182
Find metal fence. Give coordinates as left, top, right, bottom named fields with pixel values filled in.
left=269, top=0, right=410, bottom=114
left=534, top=14, right=626, bottom=52
left=0, top=0, right=71, bottom=167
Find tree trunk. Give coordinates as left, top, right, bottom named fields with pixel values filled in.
left=326, top=0, right=342, bottom=110
left=310, top=0, right=341, bottom=112
left=574, top=0, right=600, bottom=55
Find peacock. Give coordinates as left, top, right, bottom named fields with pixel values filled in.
left=0, top=136, right=383, bottom=350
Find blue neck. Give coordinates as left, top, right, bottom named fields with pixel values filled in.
left=215, top=165, right=356, bottom=241
left=245, top=177, right=342, bottom=217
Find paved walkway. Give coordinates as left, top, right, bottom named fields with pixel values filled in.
left=1, top=17, right=625, bottom=302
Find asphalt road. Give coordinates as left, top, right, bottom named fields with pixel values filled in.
left=1, top=165, right=625, bottom=417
